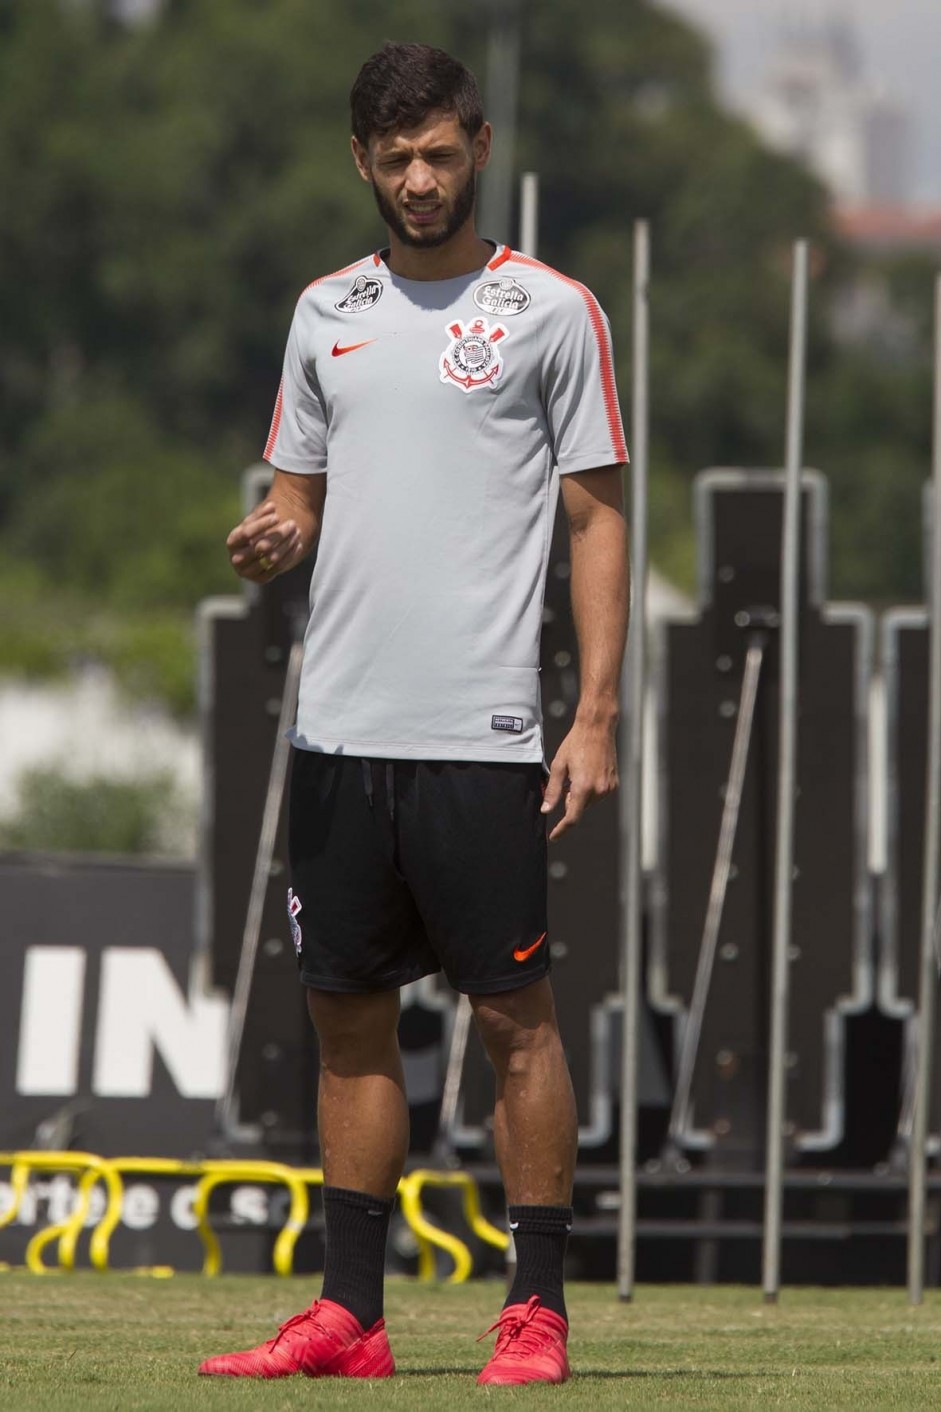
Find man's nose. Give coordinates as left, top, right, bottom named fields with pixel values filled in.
left=404, top=160, right=437, bottom=196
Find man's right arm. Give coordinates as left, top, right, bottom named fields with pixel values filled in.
left=226, top=468, right=327, bottom=583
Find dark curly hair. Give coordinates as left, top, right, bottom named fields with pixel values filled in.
left=350, top=42, right=484, bottom=146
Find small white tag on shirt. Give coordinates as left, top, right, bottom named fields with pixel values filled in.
left=491, top=714, right=523, bottom=733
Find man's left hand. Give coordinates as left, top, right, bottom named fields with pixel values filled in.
left=541, top=720, right=619, bottom=841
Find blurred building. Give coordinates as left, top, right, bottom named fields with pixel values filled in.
left=748, top=17, right=911, bottom=207
left=833, top=204, right=941, bottom=257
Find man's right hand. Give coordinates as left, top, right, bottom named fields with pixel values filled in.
left=226, top=499, right=306, bottom=582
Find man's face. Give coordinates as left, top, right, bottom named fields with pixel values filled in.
left=352, top=111, right=491, bottom=250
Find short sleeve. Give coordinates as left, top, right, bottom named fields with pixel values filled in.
left=543, top=288, right=628, bottom=475
left=263, top=300, right=328, bottom=474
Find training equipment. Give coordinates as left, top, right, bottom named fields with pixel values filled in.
left=197, top=1298, right=395, bottom=1379
left=476, top=1295, right=570, bottom=1386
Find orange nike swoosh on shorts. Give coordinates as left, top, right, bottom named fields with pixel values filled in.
left=331, top=339, right=376, bottom=357
left=513, top=932, right=547, bottom=963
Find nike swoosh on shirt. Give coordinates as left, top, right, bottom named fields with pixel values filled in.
left=331, top=339, right=376, bottom=357
left=513, top=932, right=547, bottom=963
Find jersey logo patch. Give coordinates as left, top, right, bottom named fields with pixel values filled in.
left=335, top=275, right=383, bottom=313
left=473, top=278, right=531, bottom=316
left=491, top=714, right=523, bottom=733
left=287, top=888, right=303, bottom=956
left=439, top=317, right=508, bottom=393
left=332, top=339, right=376, bottom=357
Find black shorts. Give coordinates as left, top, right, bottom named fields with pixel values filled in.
left=287, top=750, right=549, bottom=995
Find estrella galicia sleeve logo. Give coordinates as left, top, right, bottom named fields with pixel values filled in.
left=473, top=278, right=531, bottom=316
left=439, top=317, right=509, bottom=393
left=335, top=275, right=383, bottom=313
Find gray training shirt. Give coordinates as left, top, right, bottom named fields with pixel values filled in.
left=264, top=242, right=628, bottom=763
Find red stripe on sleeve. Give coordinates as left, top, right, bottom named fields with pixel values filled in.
left=300, top=256, right=374, bottom=299
left=263, top=379, right=284, bottom=461
left=262, top=257, right=374, bottom=461
left=507, top=252, right=628, bottom=465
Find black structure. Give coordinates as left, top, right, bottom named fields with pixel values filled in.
left=880, top=483, right=941, bottom=1140
left=198, top=473, right=315, bottom=1152
left=195, top=466, right=926, bottom=1287
left=12, top=465, right=941, bottom=1281
left=0, top=853, right=270, bottom=1273
left=651, top=471, right=873, bottom=1161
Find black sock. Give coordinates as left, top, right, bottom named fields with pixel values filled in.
left=504, top=1204, right=572, bottom=1321
left=319, top=1185, right=393, bottom=1330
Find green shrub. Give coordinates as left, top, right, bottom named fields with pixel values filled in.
left=0, top=766, right=189, bottom=856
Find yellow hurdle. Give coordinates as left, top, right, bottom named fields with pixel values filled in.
left=399, top=1169, right=509, bottom=1283
left=192, top=1161, right=311, bottom=1276
left=88, top=1157, right=206, bottom=1273
left=0, top=1152, right=122, bottom=1274
left=0, top=1156, right=31, bottom=1236
left=0, top=1152, right=507, bottom=1283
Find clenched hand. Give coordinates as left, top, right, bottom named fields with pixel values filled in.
left=226, top=500, right=306, bottom=583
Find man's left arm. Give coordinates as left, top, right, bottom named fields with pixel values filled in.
left=541, top=465, right=630, bottom=840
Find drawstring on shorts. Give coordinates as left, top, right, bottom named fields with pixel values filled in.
left=361, top=758, right=374, bottom=810
left=361, top=758, right=395, bottom=823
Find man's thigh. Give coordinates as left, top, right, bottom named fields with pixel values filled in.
left=395, top=759, right=549, bottom=995
left=288, top=748, right=439, bottom=992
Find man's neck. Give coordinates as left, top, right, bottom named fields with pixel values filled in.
left=384, top=226, right=494, bottom=282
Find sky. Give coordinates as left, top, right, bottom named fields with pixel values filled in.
left=661, top=0, right=941, bottom=204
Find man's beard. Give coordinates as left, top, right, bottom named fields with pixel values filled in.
left=371, top=167, right=477, bottom=249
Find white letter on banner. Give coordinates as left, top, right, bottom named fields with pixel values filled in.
left=16, top=946, right=86, bottom=1095
left=92, top=948, right=227, bottom=1098
left=171, top=1185, right=198, bottom=1230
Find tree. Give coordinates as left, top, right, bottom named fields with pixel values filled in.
left=0, top=0, right=934, bottom=714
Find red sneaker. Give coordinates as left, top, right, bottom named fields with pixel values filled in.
left=197, top=1298, right=395, bottom=1379
left=476, top=1295, right=571, bottom=1386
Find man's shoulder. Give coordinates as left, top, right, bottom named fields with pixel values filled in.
left=294, top=254, right=383, bottom=311
left=494, top=251, right=605, bottom=319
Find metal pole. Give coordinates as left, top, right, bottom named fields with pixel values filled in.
left=667, top=640, right=765, bottom=1146
left=907, top=273, right=941, bottom=1304
left=519, top=172, right=539, bottom=257
left=761, top=238, right=809, bottom=1303
left=216, top=638, right=304, bottom=1138
left=477, top=0, right=522, bottom=244
left=617, top=219, right=650, bottom=1301
left=434, top=995, right=473, bottom=1164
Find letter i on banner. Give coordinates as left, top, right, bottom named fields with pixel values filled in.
left=16, top=947, right=86, bottom=1096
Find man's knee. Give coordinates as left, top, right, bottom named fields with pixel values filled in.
left=306, top=987, right=400, bottom=1060
left=470, top=979, right=561, bottom=1074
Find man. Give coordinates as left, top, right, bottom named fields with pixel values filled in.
left=199, top=40, right=629, bottom=1387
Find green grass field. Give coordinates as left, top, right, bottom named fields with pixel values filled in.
left=2, top=1274, right=941, bottom=1410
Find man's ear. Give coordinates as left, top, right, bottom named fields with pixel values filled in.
left=351, top=136, right=372, bottom=183
left=473, top=122, right=493, bottom=173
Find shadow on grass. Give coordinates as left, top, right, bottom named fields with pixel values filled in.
left=398, top=1367, right=783, bottom=1381
left=573, top=1369, right=785, bottom=1381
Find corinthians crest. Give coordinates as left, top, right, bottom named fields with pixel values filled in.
left=287, top=888, right=303, bottom=956
left=439, top=317, right=508, bottom=393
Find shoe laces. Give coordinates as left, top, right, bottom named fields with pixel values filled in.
left=269, top=1305, right=327, bottom=1352
left=478, top=1296, right=549, bottom=1357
